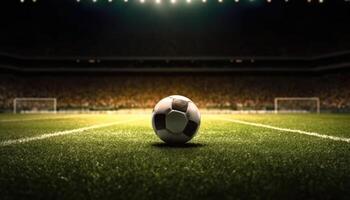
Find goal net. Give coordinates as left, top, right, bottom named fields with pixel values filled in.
left=274, top=97, right=320, bottom=114
left=13, top=98, right=57, bottom=114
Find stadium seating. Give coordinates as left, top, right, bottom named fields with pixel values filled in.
left=1, top=73, right=349, bottom=112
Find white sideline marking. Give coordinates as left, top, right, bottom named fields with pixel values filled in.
left=219, top=118, right=350, bottom=143
left=0, top=118, right=140, bottom=147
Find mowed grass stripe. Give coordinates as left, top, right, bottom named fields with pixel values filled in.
left=0, top=116, right=75, bottom=123
left=0, top=115, right=92, bottom=123
left=218, top=117, right=350, bottom=143
left=0, top=118, right=142, bottom=147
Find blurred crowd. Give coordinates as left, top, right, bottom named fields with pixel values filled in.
left=0, top=73, right=349, bottom=112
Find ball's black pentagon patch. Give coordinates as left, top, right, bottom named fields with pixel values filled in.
left=154, top=114, right=166, bottom=130
left=183, top=120, right=198, bottom=137
left=172, top=99, right=188, bottom=113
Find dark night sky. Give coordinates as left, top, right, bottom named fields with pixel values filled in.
left=0, top=0, right=349, bottom=57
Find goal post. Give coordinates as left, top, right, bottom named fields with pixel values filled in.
left=13, top=98, right=57, bottom=114
left=274, top=97, right=320, bottom=114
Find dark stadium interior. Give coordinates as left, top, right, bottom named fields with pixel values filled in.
left=0, top=0, right=350, bottom=58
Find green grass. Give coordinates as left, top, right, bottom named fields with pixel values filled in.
left=0, top=113, right=349, bottom=200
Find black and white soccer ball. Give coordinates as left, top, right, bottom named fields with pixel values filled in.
left=152, top=95, right=201, bottom=144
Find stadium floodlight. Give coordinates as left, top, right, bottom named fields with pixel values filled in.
left=13, top=98, right=57, bottom=114
left=274, top=97, right=320, bottom=114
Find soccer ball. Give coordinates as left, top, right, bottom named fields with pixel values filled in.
left=152, top=95, right=201, bottom=144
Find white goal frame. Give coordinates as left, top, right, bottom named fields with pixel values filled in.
left=274, top=97, right=320, bottom=114
left=13, top=98, right=57, bottom=114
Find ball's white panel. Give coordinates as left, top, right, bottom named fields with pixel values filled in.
left=166, top=110, right=188, bottom=134
left=186, top=102, right=201, bottom=124
left=156, top=129, right=191, bottom=144
left=153, top=97, right=173, bottom=115
left=169, top=95, right=192, bottom=102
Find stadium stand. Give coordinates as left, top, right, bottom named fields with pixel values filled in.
left=1, top=73, right=349, bottom=112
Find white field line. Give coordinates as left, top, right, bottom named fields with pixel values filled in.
left=218, top=117, right=350, bottom=143
left=0, top=118, right=141, bottom=147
